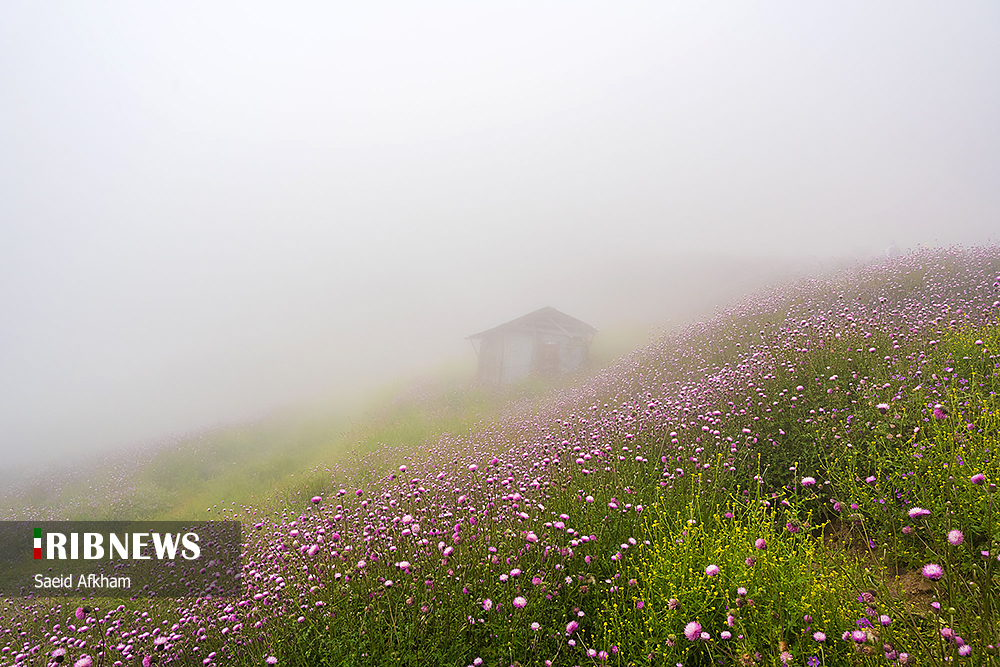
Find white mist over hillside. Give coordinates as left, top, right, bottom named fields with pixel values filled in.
left=1, top=2, right=998, bottom=470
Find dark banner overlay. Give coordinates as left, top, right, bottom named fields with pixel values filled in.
left=0, top=521, right=242, bottom=598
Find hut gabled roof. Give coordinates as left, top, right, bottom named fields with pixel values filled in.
left=467, top=306, right=596, bottom=340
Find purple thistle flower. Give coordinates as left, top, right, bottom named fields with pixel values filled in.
left=947, top=529, right=964, bottom=546
left=972, top=473, right=986, bottom=485
left=705, top=564, right=720, bottom=577
left=922, top=563, right=944, bottom=580
left=684, top=621, right=702, bottom=641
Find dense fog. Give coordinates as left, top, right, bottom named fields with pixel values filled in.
left=1, top=2, right=998, bottom=471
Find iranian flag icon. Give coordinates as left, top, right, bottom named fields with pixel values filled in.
left=34, top=528, right=41, bottom=559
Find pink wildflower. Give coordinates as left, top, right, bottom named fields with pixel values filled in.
left=922, top=563, right=944, bottom=580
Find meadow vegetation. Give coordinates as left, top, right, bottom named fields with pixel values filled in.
left=0, top=363, right=562, bottom=523
left=2, top=246, right=999, bottom=667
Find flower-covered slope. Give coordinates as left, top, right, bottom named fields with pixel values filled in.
left=2, top=246, right=999, bottom=667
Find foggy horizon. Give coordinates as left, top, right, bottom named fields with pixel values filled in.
left=2, top=2, right=998, bottom=473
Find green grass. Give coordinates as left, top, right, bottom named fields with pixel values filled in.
left=5, top=277, right=1000, bottom=666
left=0, top=335, right=637, bottom=523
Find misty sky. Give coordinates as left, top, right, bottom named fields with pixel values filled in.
left=1, top=2, right=998, bottom=470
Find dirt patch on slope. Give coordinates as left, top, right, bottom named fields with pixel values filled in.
left=884, top=568, right=938, bottom=612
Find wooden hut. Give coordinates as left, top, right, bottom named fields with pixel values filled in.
left=467, top=307, right=596, bottom=385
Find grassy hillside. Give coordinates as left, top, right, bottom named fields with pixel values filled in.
left=2, top=246, right=999, bottom=667
left=0, top=325, right=646, bottom=523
